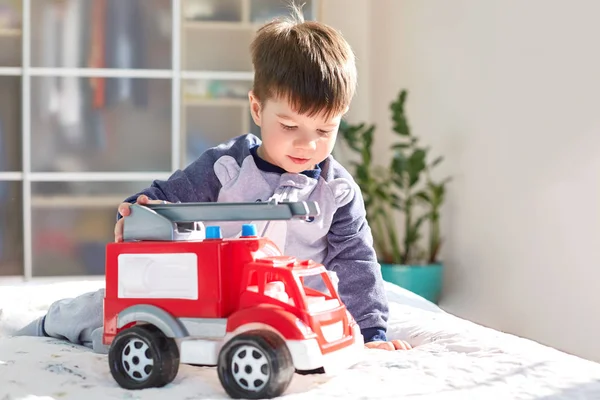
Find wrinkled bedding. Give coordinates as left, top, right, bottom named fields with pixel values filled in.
left=1, top=278, right=599, bottom=400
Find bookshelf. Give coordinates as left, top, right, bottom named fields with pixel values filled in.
left=0, top=0, right=319, bottom=279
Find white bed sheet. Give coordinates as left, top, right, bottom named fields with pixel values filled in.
left=1, top=278, right=599, bottom=400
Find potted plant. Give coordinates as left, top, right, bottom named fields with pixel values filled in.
left=338, top=89, right=451, bottom=304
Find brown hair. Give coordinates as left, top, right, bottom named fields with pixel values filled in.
left=250, top=3, right=357, bottom=119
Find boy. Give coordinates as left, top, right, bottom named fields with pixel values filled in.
left=16, top=7, right=410, bottom=352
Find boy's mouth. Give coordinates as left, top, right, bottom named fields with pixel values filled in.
left=288, top=156, right=310, bottom=165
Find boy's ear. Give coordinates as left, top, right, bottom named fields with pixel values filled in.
left=248, top=91, right=262, bottom=127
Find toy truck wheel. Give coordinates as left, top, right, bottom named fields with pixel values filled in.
left=217, top=332, right=294, bottom=399
left=108, top=325, right=179, bottom=390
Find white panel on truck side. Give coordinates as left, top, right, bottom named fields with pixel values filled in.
left=118, top=253, right=198, bottom=300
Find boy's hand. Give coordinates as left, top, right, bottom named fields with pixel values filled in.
left=114, top=195, right=169, bottom=242
left=365, top=340, right=412, bottom=351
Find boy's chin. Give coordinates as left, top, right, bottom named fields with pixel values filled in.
left=282, top=163, right=312, bottom=174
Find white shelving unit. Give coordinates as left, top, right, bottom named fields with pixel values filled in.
left=0, top=0, right=319, bottom=279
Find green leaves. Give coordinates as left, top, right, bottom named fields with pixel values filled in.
left=391, top=90, right=410, bottom=136
left=427, top=178, right=451, bottom=207
left=414, top=190, right=430, bottom=203
left=391, top=141, right=427, bottom=188
left=338, top=88, right=451, bottom=265
left=408, top=149, right=427, bottom=187
left=430, top=155, right=444, bottom=169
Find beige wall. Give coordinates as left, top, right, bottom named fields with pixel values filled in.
left=319, top=0, right=372, bottom=124
left=323, top=0, right=600, bottom=362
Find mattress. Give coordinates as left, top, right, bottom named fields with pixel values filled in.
left=1, top=278, right=599, bottom=399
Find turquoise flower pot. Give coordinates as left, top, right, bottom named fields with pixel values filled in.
left=380, top=262, right=443, bottom=304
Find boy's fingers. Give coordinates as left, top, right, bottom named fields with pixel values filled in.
left=114, top=219, right=124, bottom=242
left=118, top=197, right=166, bottom=219
left=392, top=340, right=412, bottom=350
left=137, top=195, right=168, bottom=205
left=136, top=194, right=149, bottom=204
left=377, top=342, right=395, bottom=351
left=365, top=341, right=395, bottom=351
left=117, top=202, right=131, bottom=216
left=365, top=340, right=412, bottom=351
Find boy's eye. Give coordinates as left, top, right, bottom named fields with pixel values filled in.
left=317, top=129, right=333, bottom=136
left=280, top=123, right=297, bottom=131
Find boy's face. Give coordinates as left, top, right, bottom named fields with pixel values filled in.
left=249, top=91, right=344, bottom=174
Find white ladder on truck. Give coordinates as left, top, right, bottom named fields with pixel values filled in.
left=123, top=199, right=320, bottom=241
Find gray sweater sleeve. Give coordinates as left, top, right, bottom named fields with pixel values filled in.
left=322, top=184, right=389, bottom=337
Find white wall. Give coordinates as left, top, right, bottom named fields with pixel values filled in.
left=326, top=0, right=600, bottom=362
left=371, top=0, right=600, bottom=362
left=319, top=0, right=372, bottom=124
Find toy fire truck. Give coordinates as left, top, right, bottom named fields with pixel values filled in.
left=102, top=200, right=364, bottom=399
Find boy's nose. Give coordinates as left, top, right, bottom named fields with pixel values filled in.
left=294, top=136, right=317, bottom=151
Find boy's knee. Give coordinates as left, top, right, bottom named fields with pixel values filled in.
left=44, top=289, right=106, bottom=345
left=47, top=289, right=105, bottom=315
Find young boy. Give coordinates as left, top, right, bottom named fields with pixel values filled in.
left=16, top=7, right=410, bottom=352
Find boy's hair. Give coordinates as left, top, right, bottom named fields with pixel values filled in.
left=250, top=3, right=357, bottom=120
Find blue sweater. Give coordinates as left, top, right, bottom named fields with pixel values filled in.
left=123, top=134, right=389, bottom=343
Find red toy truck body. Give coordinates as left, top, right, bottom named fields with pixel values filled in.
left=102, top=201, right=363, bottom=399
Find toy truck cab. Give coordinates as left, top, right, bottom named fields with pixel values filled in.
left=103, top=201, right=363, bottom=399
left=239, top=254, right=362, bottom=365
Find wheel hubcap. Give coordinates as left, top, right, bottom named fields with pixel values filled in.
left=231, top=345, right=269, bottom=392
left=122, top=338, right=154, bottom=381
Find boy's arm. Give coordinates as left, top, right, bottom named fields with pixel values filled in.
left=118, top=148, right=223, bottom=217
left=323, top=187, right=389, bottom=343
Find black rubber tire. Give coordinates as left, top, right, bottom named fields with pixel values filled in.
left=217, top=332, right=294, bottom=399
left=108, top=325, right=180, bottom=390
